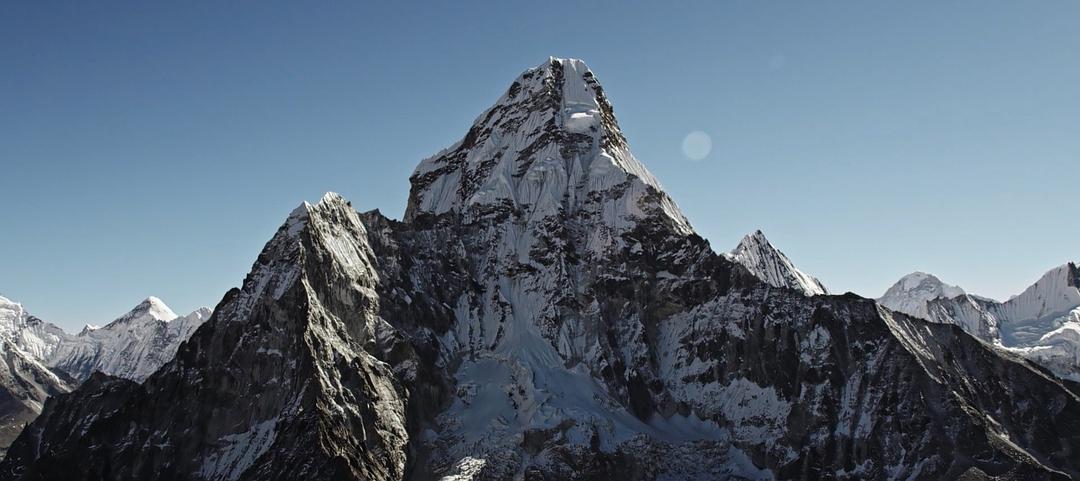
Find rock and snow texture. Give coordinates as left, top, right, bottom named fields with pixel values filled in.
left=727, top=230, right=828, bottom=296
left=999, top=263, right=1080, bottom=326
left=6, top=58, right=1080, bottom=481
left=0, top=296, right=69, bottom=363
left=879, top=262, right=1080, bottom=381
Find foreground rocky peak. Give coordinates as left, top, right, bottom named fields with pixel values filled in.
left=728, top=230, right=828, bottom=296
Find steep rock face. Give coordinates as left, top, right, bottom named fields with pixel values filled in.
left=727, top=230, right=828, bottom=296
left=363, top=59, right=1080, bottom=479
left=50, top=298, right=212, bottom=382
left=880, top=263, right=1080, bottom=381
left=5, top=58, right=1080, bottom=481
left=1, top=194, right=409, bottom=480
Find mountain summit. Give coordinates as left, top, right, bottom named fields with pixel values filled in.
left=727, top=230, right=828, bottom=296
left=406, top=57, right=691, bottom=239
left=5, top=59, right=1080, bottom=481
left=879, top=271, right=967, bottom=319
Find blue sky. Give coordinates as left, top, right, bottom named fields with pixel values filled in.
left=2, top=1, right=1077, bottom=331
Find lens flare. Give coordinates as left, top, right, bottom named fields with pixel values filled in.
left=681, top=131, right=712, bottom=161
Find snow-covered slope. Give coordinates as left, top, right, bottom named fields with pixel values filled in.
left=727, top=230, right=827, bottom=296
left=1000, top=263, right=1080, bottom=327
left=7, top=59, right=1080, bottom=481
left=879, top=262, right=1080, bottom=381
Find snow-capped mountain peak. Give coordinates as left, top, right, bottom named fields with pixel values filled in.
left=405, top=57, right=691, bottom=241
left=878, top=271, right=966, bottom=318
left=111, top=296, right=179, bottom=325
left=727, top=229, right=828, bottom=296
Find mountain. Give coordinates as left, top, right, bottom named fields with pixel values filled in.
left=0, top=296, right=69, bottom=364
left=727, top=230, right=828, bottom=296
left=878, top=272, right=965, bottom=320
left=0, top=298, right=74, bottom=455
left=50, top=297, right=213, bottom=382
left=879, top=263, right=1080, bottom=381
left=0, top=294, right=210, bottom=455
left=5, top=58, right=1080, bottom=480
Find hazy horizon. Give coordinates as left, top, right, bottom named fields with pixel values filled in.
left=2, top=1, right=1077, bottom=331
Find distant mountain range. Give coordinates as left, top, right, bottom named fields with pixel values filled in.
left=0, top=295, right=209, bottom=453
left=879, top=263, right=1080, bottom=381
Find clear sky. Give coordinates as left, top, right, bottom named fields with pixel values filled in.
left=2, top=1, right=1077, bottom=331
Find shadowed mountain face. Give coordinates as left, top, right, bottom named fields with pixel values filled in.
left=3, top=59, right=1080, bottom=481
